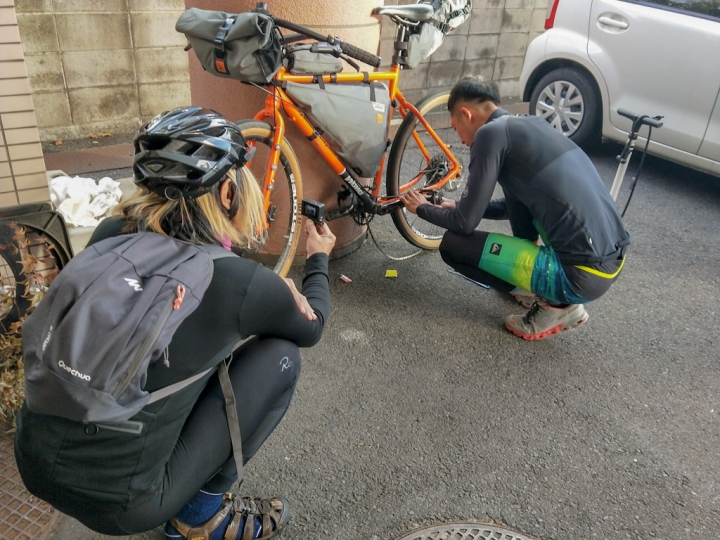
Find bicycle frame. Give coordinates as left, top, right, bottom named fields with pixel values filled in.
left=251, top=63, right=460, bottom=220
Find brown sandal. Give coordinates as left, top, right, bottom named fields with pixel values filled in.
left=169, top=493, right=290, bottom=540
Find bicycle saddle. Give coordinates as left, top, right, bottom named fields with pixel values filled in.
left=372, top=5, right=434, bottom=22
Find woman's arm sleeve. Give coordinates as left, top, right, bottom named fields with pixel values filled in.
left=239, top=254, right=330, bottom=347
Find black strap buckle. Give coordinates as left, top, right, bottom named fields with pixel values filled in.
left=213, top=16, right=236, bottom=74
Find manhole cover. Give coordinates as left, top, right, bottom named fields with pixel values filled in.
left=0, top=428, right=61, bottom=540
left=395, top=522, right=538, bottom=540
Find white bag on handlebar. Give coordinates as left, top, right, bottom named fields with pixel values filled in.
left=405, top=0, right=472, bottom=68
left=176, top=8, right=282, bottom=84
left=286, top=81, right=391, bottom=178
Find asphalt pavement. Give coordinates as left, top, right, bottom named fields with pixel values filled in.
left=50, top=142, right=719, bottom=540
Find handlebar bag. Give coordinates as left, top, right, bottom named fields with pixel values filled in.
left=286, top=50, right=343, bottom=76
left=405, top=0, right=472, bottom=68
left=176, top=8, right=282, bottom=84
left=286, top=81, right=391, bottom=178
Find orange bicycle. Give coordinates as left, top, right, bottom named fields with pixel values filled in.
left=219, top=3, right=467, bottom=275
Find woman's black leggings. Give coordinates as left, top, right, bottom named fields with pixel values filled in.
left=82, top=337, right=301, bottom=534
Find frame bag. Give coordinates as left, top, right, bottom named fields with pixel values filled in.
left=176, top=8, right=282, bottom=83
left=285, top=80, right=391, bottom=178
left=405, top=0, right=472, bottom=68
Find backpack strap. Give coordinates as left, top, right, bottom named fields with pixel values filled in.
left=179, top=244, right=248, bottom=483
left=152, top=244, right=248, bottom=482
left=218, top=336, right=252, bottom=485
left=146, top=244, right=237, bottom=405
left=147, top=367, right=214, bottom=404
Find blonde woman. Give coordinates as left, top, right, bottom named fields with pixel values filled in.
left=15, top=107, right=335, bottom=540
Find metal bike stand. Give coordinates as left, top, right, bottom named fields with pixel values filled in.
left=609, top=108, right=663, bottom=204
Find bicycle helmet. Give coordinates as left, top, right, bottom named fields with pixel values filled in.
left=133, top=106, right=255, bottom=200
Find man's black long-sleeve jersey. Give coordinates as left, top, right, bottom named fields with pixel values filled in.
left=418, top=109, right=630, bottom=266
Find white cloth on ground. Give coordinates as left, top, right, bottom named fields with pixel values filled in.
left=49, top=176, right=123, bottom=227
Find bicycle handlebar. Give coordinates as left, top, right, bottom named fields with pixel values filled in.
left=272, top=16, right=382, bottom=68
left=617, top=108, right=664, bottom=129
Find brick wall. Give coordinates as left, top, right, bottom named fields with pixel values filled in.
left=379, top=0, right=548, bottom=105
left=15, top=0, right=191, bottom=142
left=1, top=0, right=49, bottom=208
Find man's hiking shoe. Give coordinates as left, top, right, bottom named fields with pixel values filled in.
left=504, top=302, right=589, bottom=340
left=508, top=288, right=544, bottom=309
left=165, top=492, right=290, bottom=540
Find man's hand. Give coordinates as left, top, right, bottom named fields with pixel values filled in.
left=440, top=197, right=456, bottom=210
left=305, top=219, right=336, bottom=257
left=283, top=277, right=316, bottom=321
left=399, top=190, right=432, bottom=215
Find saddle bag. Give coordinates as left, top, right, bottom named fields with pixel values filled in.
left=405, top=0, right=472, bottom=68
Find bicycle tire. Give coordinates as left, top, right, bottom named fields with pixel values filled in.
left=235, top=120, right=303, bottom=277
left=0, top=223, right=66, bottom=333
left=386, top=90, right=466, bottom=249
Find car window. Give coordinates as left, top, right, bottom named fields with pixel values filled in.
left=621, top=0, right=720, bottom=21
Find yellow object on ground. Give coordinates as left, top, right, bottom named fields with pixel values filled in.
left=385, top=269, right=398, bottom=278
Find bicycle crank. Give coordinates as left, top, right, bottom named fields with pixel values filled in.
left=324, top=188, right=360, bottom=221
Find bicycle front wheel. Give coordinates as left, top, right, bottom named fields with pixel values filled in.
left=386, top=90, right=467, bottom=249
left=236, top=120, right=303, bottom=276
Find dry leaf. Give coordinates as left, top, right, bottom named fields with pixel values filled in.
left=20, top=254, right=38, bottom=274
left=101, top=132, right=112, bottom=137
left=54, top=139, right=63, bottom=146
left=88, top=133, right=99, bottom=139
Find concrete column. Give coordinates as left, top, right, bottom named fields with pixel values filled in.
left=184, top=0, right=382, bottom=261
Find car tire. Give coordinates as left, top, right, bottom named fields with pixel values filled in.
left=529, top=67, right=601, bottom=148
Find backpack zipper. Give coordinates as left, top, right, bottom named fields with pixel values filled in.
left=112, top=294, right=176, bottom=399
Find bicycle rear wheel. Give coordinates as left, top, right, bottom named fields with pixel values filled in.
left=235, top=120, right=302, bottom=277
left=386, top=90, right=467, bottom=249
left=0, top=223, right=67, bottom=333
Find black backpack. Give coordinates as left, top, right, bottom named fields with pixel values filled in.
left=23, top=232, right=246, bottom=479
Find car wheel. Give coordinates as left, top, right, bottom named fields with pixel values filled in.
left=529, top=67, right=601, bottom=148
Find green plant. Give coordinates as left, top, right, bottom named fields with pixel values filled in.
left=0, top=224, right=58, bottom=429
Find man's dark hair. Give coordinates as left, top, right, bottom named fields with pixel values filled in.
left=448, top=76, right=501, bottom=112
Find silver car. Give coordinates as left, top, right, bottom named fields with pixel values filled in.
left=519, top=0, right=720, bottom=178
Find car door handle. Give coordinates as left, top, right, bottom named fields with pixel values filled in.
left=598, top=16, right=629, bottom=29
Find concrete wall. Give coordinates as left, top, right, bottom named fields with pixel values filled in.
left=379, top=0, right=549, bottom=105
left=15, top=0, right=191, bottom=142
left=13, top=0, right=548, bottom=144
left=1, top=0, right=49, bottom=208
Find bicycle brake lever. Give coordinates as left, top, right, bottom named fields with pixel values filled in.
left=311, top=42, right=342, bottom=56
